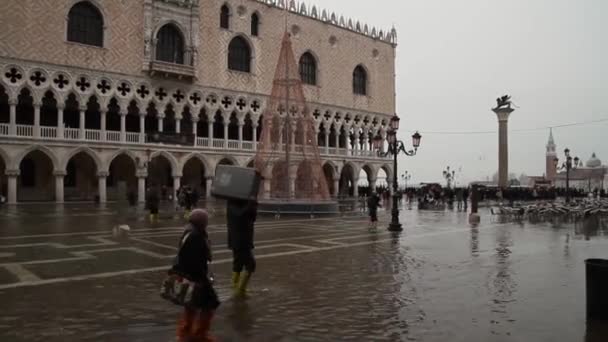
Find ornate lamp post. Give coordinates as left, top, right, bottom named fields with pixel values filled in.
left=443, top=166, right=456, bottom=189
left=554, top=147, right=580, bottom=204
left=373, top=115, right=421, bottom=232
left=401, top=171, right=411, bottom=190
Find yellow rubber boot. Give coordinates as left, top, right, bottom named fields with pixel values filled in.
left=236, top=271, right=252, bottom=298
left=231, top=272, right=241, bottom=290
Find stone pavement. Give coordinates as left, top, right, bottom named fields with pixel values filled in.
left=0, top=203, right=607, bottom=341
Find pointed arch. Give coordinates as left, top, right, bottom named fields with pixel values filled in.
left=228, top=35, right=252, bottom=72
left=181, top=153, right=211, bottom=178
left=105, top=149, right=138, bottom=173
left=150, top=150, right=180, bottom=176
left=62, top=146, right=103, bottom=173
left=353, top=64, right=368, bottom=95
left=13, top=145, right=60, bottom=171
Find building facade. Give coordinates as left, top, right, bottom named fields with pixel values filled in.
left=0, top=0, right=397, bottom=203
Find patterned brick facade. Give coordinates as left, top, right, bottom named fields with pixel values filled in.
left=0, top=0, right=396, bottom=115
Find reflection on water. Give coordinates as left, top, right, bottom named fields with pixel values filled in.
left=470, top=227, right=479, bottom=257
left=575, top=216, right=608, bottom=240
left=487, top=227, right=517, bottom=336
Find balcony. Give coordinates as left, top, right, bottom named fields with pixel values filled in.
left=148, top=60, right=195, bottom=81
left=0, top=124, right=391, bottom=161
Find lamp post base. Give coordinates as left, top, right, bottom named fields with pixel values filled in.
left=388, top=222, right=403, bottom=232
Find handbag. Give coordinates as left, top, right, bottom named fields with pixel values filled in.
left=160, top=232, right=220, bottom=310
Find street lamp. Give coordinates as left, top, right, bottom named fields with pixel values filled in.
left=554, top=147, right=580, bottom=204
left=443, top=166, right=456, bottom=189
left=373, top=115, right=421, bottom=232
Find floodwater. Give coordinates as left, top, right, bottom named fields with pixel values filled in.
left=0, top=202, right=607, bottom=341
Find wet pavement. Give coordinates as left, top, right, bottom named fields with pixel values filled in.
left=0, top=202, right=607, bottom=341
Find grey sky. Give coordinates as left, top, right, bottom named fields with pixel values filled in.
left=321, top=0, right=608, bottom=185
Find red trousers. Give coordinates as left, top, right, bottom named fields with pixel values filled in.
left=177, top=307, right=215, bottom=342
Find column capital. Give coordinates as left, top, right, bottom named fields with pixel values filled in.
left=53, top=170, right=67, bottom=177
left=78, top=104, right=88, bottom=112
left=8, top=98, right=18, bottom=106
left=33, top=99, right=43, bottom=107
left=5, top=169, right=20, bottom=177
left=57, top=102, right=65, bottom=110
left=136, top=170, right=148, bottom=178
left=97, top=171, right=109, bottom=178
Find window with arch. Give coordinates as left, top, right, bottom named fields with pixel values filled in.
left=220, top=4, right=230, bottom=29
left=156, top=24, right=184, bottom=64
left=251, top=13, right=260, bottom=36
left=228, top=37, right=251, bottom=72
left=67, top=1, right=104, bottom=47
left=299, top=52, right=317, bottom=85
left=353, top=65, right=368, bottom=95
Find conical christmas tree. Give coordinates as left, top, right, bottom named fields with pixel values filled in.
left=254, top=32, right=330, bottom=201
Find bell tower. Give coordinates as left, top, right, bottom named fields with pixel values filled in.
left=545, top=129, right=557, bottom=182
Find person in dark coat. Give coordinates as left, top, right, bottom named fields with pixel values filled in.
left=226, top=199, right=258, bottom=297
left=367, top=192, right=381, bottom=229
left=145, top=185, right=160, bottom=222
left=171, top=209, right=218, bottom=342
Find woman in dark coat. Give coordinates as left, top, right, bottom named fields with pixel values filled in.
left=226, top=199, right=258, bottom=297
left=145, top=186, right=160, bottom=222
left=171, top=209, right=218, bottom=342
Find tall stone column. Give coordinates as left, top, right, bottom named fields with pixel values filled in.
left=8, top=98, right=17, bottom=136
left=223, top=121, right=229, bottom=145
left=6, top=170, right=19, bottom=204
left=354, top=131, right=360, bottom=156
left=492, top=106, right=515, bottom=188
left=33, top=101, right=41, bottom=138
left=324, top=131, right=329, bottom=154
left=54, top=171, right=66, bottom=203
left=98, top=172, right=108, bottom=203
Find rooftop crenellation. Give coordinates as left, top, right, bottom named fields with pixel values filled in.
left=253, top=0, right=397, bottom=45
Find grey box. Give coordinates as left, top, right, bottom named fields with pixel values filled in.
left=210, top=165, right=261, bottom=201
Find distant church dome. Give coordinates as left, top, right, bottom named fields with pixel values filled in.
left=586, top=153, right=602, bottom=168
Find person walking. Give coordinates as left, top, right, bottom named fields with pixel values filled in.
left=227, top=199, right=258, bottom=297
left=171, top=209, right=219, bottom=342
left=146, top=185, right=160, bottom=223
left=367, top=192, right=381, bottom=229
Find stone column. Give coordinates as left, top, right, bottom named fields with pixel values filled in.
left=289, top=176, right=296, bottom=199
left=354, top=131, right=360, bottom=156
left=208, top=120, right=214, bottom=145
left=57, top=103, right=65, bottom=139
left=54, top=171, right=65, bottom=203
left=100, top=109, right=107, bottom=141
left=139, top=114, right=146, bottom=143
left=158, top=116, right=164, bottom=133
left=173, top=176, right=181, bottom=202
left=206, top=177, right=213, bottom=198
left=175, top=117, right=181, bottom=134
left=263, top=177, right=271, bottom=199
left=334, top=130, right=340, bottom=151
left=333, top=177, right=340, bottom=198
left=492, top=107, right=514, bottom=188
left=238, top=122, right=244, bottom=149
left=369, top=177, right=377, bottom=193
left=120, top=112, right=127, bottom=142
left=223, top=121, right=229, bottom=145
left=79, top=105, right=86, bottom=140
left=137, top=172, right=147, bottom=204
left=252, top=124, right=258, bottom=144
left=98, top=172, right=108, bottom=203
left=33, top=100, right=41, bottom=138
left=6, top=170, right=19, bottom=204
left=324, top=131, right=330, bottom=154
left=8, top=99, right=17, bottom=136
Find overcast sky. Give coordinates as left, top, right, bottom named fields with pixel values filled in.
left=319, top=0, right=608, bottom=185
